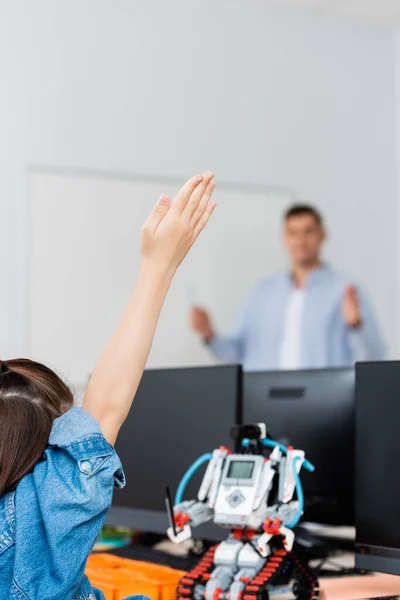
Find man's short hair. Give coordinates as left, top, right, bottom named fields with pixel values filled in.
left=284, top=204, right=323, bottom=227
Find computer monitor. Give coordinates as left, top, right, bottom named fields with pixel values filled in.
left=355, top=361, right=400, bottom=575
left=243, top=368, right=355, bottom=526
left=107, top=365, right=242, bottom=541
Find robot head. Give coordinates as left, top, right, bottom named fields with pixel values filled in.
left=231, top=423, right=267, bottom=442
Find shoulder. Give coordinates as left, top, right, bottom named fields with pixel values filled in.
left=48, top=406, right=112, bottom=458
left=49, top=406, right=103, bottom=444
left=31, top=406, right=126, bottom=488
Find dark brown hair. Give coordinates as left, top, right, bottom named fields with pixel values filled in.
left=284, top=204, right=323, bottom=227
left=0, top=358, right=74, bottom=496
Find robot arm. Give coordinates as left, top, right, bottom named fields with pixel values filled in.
left=253, top=445, right=281, bottom=511
left=167, top=499, right=214, bottom=543
left=198, top=447, right=230, bottom=507
left=167, top=447, right=230, bottom=544
left=279, top=448, right=306, bottom=504
left=256, top=504, right=300, bottom=554
left=257, top=448, right=311, bottom=555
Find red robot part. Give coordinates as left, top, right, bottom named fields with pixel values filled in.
left=174, top=512, right=190, bottom=529
left=262, top=517, right=282, bottom=535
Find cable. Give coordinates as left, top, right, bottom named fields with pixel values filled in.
left=175, top=453, right=213, bottom=505
left=175, top=438, right=315, bottom=515
left=241, top=438, right=315, bottom=472
left=241, top=437, right=314, bottom=528
left=263, top=438, right=292, bottom=456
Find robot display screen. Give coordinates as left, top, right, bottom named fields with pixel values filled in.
left=227, top=460, right=255, bottom=479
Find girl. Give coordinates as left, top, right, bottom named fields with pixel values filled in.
left=0, top=172, right=216, bottom=600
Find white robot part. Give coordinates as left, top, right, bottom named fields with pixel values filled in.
left=167, top=500, right=213, bottom=544
left=281, top=449, right=305, bottom=504
left=282, top=526, right=295, bottom=551
left=188, top=501, right=214, bottom=527
left=213, top=455, right=265, bottom=527
left=205, top=566, right=233, bottom=600
left=206, top=449, right=229, bottom=509
left=167, top=524, right=192, bottom=544
left=264, top=501, right=301, bottom=526
left=237, top=540, right=267, bottom=568
left=258, top=525, right=295, bottom=555
left=206, top=538, right=266, bottom=600
left=198, top=448, right=226, bottom=503
left=256, top=532, right=270, bottom=558
left=256, top=423, right=267, bottom=439
left=252, top=460, right=275, bottom=511
left=214, top=539, right=242, bottom=566
left=269, top=445, right=282, bottom=463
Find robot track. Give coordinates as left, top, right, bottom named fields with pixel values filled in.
left=242, top=549, right=319, bottom=600
left=177, top=548, right=319, bottom=600
left=177, top=545, right=218, bottom=600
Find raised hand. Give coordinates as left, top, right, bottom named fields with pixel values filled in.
left=342, top=285, right=362, bottom=329
left=191, top=306, right=215, bottom=343
left=141, top=171, right=216, bottom=274
left=84, top=171, right=216, bottom=445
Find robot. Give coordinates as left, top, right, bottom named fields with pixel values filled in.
left=166, top=424, right=319, bottom=600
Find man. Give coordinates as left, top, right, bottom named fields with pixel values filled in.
left=191, top=204, right=385, bottom=371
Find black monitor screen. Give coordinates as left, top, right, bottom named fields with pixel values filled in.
left=243, top=368, right=355, bottom=525
left=355, top=361, right=400, bottom=575
left=107, top=365, right=242, bottom=539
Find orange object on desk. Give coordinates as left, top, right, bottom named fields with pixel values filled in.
left=86, top=553, right=186, bottom=600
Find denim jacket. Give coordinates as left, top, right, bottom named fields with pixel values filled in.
left=0, top=406, right=147, bottom=600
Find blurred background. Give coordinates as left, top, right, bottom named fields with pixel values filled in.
left=4, top=1, right=400, bottom=581
left=0, top=0, right=399, bottom=387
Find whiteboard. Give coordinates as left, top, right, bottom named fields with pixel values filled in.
left=29, top=171, right=293, bottom=386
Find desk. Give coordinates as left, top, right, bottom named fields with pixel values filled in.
left=154, top=538, right=400, bottom=600
left=320, top=573, right=400, bottom=600
left=303, top=526, right=400, bottom=599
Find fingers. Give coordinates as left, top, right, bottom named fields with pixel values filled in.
left=172, top=174, right=204, bottom=214
left=345, top=285, right=358, bottom=301
left=191, top=306, right=213, bottom=337
left=193, top=199, right=217, bottom=239
left=142, top=194, right=170, bottom=232
left=182, top=171, right=215, bottom=221
left=191, top=306, right=207, bottom=322
left=189, top=176, right=216, bottom=227
left=350, top=285, right=358, bottom=298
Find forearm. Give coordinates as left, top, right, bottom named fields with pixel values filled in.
left=83, top=263, right=174, bottom=444
left=82, top=171, right=216, bottom=444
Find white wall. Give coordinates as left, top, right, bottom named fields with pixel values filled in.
left=30, top=172, right=291, bottom=383
left=0, top=0, right=397, bottom=358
